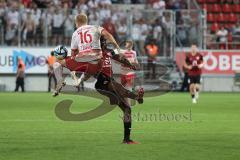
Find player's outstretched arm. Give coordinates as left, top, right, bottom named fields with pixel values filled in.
left=184, top=57, right=192, bottom=70
left=112, top=54, right=139, bottom=70
left=101, top=30, right=120, bottom=50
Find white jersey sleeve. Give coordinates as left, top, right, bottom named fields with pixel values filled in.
left=98, top=26, right=104, bottom=34
left=133, top=51, right=138, bottom=63
left=70, top=32, right=78, bottom=50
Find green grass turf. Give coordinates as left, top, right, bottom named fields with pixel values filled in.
left=0, top=92, right=240, bottom=160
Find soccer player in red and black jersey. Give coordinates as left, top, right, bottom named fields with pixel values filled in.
left=184, top=44, right=204, bottom=104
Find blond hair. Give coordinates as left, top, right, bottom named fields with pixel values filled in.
left=75, top=13, right=88, bottom=26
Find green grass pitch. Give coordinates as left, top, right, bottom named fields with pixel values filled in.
left=0, top=92, right=240, bottom=160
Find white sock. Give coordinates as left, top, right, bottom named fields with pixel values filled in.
left=53, top=62, right=64, bottom=87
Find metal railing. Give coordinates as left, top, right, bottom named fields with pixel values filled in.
left=175, top=9, right=204, bottom=48
left=205, top=34, right=240, bottom=50
left=0, top=7, right=207, bottom=57
left=0, top=8, right=178, bottom=57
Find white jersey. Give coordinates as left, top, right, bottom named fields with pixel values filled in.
left=71, top=25, right=104, bottom=62
left=121, top=49, right=138, bottom=75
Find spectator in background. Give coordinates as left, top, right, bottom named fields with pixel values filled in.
left=206, top=30, right=214, bottom=49
left=132, top=21, right=141, bottom=53
left=35, top=17, right=44, bottom=46
left=117, top=19, right=127, bottom=42
left=99, top=0, right=112, bottom=6
left=232, top=23, right=240, bottom=35
left=15, top=64, right=25, bottom=92
left=31, top=2, right=42, bottom=22
left=87, top=0, right=99, bottom=9
left=88, top=7, right=99, bottom=25
left=177, top=25, right=187, bottom=46
left=152, top=0, right=166, bottom=13
left=63, top=10, right=74, bottom=45
left=47, top=52, right=57, bottom=92
left=21, top=11, right=35, bottom=46
left=75, top=0, right=88, bottom=14
left=43, top=6, right=54, bottom=45
left=6, top=1, right=19, bottom=27
left=0, top=0, right=6, bottom=21
left=102, top=18, right=118, bottom=40
left=99, top=3, right=111, bottom=21
left=145, top=39, right=158, bottom=79
left=132, top=8, right=142, bottom=22
left=139, top=19, right=150, bottom=55
left=153, top=19, right=162, bottom=44
left=31, top=2, right=42, bottom=42
left=188, top=22, right=198, bottom=46
left=216, top=26, right=228, bottom=49
left=232, top=23, right=240, bottom=49
left=52, top=7, right=64, bottom=46
left=5, top=1, right=19, bottom=45
left=181, top=10, right=191, bottom=28
left=0, top=1, right=5, bottom=45
left=21, top=0, right=32, bottom=8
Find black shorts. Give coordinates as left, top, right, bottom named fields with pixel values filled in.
left=27, top=31, right=34, bottom=39
left=189, top=75, right=201, bottom=84
left=94, top=73, right=119, bottom=105
left=52, top=27, right=63, bottom=35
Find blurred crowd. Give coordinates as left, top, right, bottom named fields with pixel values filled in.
left=206, top=23, right=240, bottom=49
left=0, top=0, right=192, bottom=55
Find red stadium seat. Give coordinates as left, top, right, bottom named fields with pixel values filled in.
left=229, top=13, right=237, bottom=23
left=233, top=4, right=240, bottom=13
left=212, top=4, right=221, bottom=12
left=197, top=0, right=205, bottom=4
left=207, top=13, right=216, bottom=22
left=201, top=4, right=208, bottom=11
left=206, top=0, right=217, bottom=3
left=217, top=13, right=225, bottom=23
left=201, top=4, right=212, bottom=11
left=211, top=22, right=220, bottom=33
left=205, top=4, right=212, bottom=12
left=222, top=4, right=232, bottom=13
left=224, top=23, right=234, bottom=30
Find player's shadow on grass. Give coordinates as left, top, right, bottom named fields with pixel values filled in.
left=54, top=80, right=172, bottom=122
left=54, top=62, right=172, bottom=121
left=55, top=85, right=118, bottom=121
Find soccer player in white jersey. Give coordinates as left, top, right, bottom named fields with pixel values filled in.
left=70, top=13, right=120, bottom=63
left=53, top=13, right=120, bottom=94
left=121, top=40, right=139, bottom=106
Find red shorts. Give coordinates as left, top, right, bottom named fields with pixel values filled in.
left=65, top=56, right=100, bottom=75
left=121, top=73, right=135, bottom=87
left=65, top=56, right=112, bottom=77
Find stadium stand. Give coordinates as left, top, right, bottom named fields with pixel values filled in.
left=198, top=0, right=240, bottom=49
left=1, top=0, right=238, bottom=50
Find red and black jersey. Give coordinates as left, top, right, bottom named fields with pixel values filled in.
left=99, top=51, right=112, bottom=77
left=185, top=52, right=203, bottom=76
